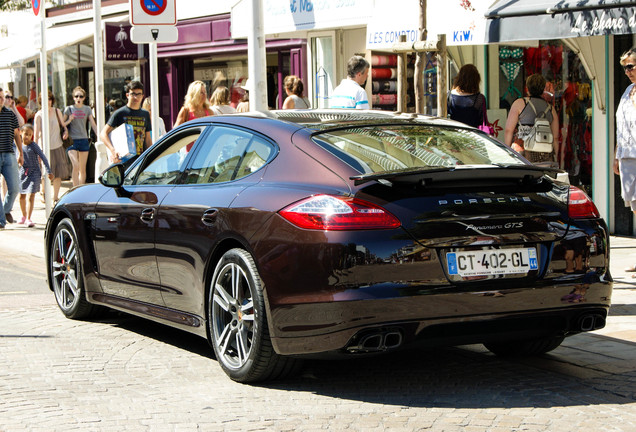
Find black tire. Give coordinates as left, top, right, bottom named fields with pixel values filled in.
left=208, top=248, right=300, bottom=383
left=49, top=218, right=99, bottom=319
left=484, top=335, right=565, bottom=357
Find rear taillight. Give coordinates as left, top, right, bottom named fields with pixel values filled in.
left=279, top=195, right=401, bottom=230
left=568, top=186, right=600, bottom=219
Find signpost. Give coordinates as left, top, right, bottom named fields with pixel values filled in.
left=129, top=0, right=178, bottom=141
left=33, top=0, right=52, bottom=215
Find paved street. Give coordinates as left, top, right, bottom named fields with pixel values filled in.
left=1, top=192, right=636, bottom=431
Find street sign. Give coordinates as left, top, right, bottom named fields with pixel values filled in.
left=141, top=0, right=166, bottom=16
left=130, top=25, right=178, bottom=44
left=130, top=0, right=176, bottom=26
left=32, top=0, right=41, bottom=16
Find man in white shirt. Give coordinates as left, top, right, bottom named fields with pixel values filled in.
left=330, top=55, right=370, bottom=109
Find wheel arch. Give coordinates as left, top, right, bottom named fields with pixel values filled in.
left=202, top=236, right=271, bottom=343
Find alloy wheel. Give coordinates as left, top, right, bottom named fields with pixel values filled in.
left=211, top=261, right=256, bottom=370
left=51, top=225, right=80, bottom=313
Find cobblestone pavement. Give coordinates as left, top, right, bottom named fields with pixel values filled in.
left=1, top=195, right=636, bottom=431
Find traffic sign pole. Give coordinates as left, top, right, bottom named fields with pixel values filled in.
left=34, top=0, right=52, bottom=215
left=93, top=0, right=106, bottom=163
left=129, top=0, right=177, bottom=143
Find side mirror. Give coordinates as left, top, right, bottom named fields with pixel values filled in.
left=99, top=164, right=125, bottom=188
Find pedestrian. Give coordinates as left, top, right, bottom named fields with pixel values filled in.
left=447, top=64, right=487, bottom=128
left=33, top=90, right=70, bottom=204
left=15, top=95, right=30, bottom=123
left=100, top=80, right=152, bottom=164
left=142, top=96, right=166, bottom=140
left=2, top=90, right=25, bottom=128
left=236, top=80, right=250, bottom=112
left=614, top=47, right=636, bottom=275
left=209, top=86, right=236, bottom=115
left=63, top=86, right=98, bottom=186
left=282, top=75, right=310, bottom=109
left=503, top=73, right=559, bottom=165
left=17, top=124, right=53, bottom=227
left=330, top=55, right=370, bottom=109
left=0, top=87, right=24, bottom=228
left=173, top=80, right=212, bottom=127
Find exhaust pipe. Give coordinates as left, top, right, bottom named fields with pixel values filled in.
left=346, top=329, right=403, bottom=353
left=577, top=314, right=606, bottom=332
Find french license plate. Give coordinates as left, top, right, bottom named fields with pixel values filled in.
left=446, top=248, right=538, bottom=277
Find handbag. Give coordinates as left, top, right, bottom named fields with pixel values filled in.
left=478, top=100, right=494, bottom=135
left=56, top=108, right=73, bottom=149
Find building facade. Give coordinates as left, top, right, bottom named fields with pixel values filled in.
left=0, top=0, right=634, bottom=233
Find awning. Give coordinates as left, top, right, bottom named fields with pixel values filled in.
left=0, top=21, right=96, bottom=69
left=0, top=16, right=127, bottom=69
left=485, top=0, right=636, bottom=43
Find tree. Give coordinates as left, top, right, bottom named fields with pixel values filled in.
left=0, top=0, right=31, bottom=11
left=0, top=0, right=65, bottom=12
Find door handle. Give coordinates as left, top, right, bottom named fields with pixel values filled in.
left=201, top=208, right=218, bottom=226
left=140, top=208, right=155, bottom=223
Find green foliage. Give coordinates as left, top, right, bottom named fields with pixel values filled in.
left=0, top=0, right=31, bottom=11
left=0, top=0, right=65, bottom=12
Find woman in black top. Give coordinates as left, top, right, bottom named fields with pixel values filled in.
left=447, top=64, right=487, bottom=128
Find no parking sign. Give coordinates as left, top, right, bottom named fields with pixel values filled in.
left=32, top=0, right=41, bottom=16
left=130, top=0, right=176, bottom=26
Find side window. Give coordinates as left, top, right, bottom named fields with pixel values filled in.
left=235, top=137, right=272, bottom=178
left=186, top=126, right=274, bottom=184
left=125, top=128, right=203, bottom=186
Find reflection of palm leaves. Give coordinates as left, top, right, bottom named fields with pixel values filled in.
left=319, top=125, right=511, bottom=170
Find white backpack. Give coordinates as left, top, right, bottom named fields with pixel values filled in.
left=523, top=99, right=553, bottom=153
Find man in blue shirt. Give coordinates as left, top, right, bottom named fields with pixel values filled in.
left=0, top=88, right=24, bottom=228
left=330, top=55, right=370, bottom=109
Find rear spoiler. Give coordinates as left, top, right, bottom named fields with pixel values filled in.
left=350, top=165, right=564, bottom=186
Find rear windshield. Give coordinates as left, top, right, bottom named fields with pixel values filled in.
left=312, top=125, right=522, bottom=174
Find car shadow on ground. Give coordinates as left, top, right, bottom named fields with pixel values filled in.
left=92, top=308, right=636, bottom=409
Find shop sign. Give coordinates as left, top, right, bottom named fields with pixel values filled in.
left=231, top=0, right=371, bottom=38
left=486, top=4, right=636, bottom=43
left=105, top=23, right=138, bottom=61
left=367, top=0, right=490, bottom=50
left=570, top=8, right=636, bottom=37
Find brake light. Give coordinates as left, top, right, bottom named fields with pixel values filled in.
left=279, top=195, right=401, bottom=230
left=568, top=186, right=599, bottom=219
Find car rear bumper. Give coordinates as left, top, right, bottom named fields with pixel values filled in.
left=269, top=280, right=612, bottom=355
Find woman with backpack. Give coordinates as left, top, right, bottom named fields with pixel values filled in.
left=504, top=73, right=560, bottom=166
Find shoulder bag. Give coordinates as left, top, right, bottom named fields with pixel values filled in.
left=57, top=108, right=73, bottom=149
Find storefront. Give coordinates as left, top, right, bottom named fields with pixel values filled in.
left=485, top=0, right=636, bottom=234
left=156, top=13, right=307, bottom=124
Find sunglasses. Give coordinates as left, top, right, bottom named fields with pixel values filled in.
left=623, top=64, right=636, bottom=72
left=74, top=94, right=85, bottom=98
left=5, top=95, right=12, bottom=99
left=129, top=92, right=144, bottom=97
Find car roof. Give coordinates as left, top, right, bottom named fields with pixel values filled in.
left=270, top=109, right=465, bottom=132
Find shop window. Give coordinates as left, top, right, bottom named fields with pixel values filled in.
left=498, top=42, right=593, bottom=194
left=369, top=52, right=438, bottom=115
left=193, top=59, right=248, bottom=109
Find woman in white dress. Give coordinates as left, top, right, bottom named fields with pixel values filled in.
left=614, top=48, right=636, bottom=274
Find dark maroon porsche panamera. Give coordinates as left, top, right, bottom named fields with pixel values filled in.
left=45, top=110, right=612, bottom=382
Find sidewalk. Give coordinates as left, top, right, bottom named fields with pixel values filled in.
left=1, top=179, right=73, bottom=259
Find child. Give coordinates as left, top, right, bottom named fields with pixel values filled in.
left=18, top=124, right=53, bottom=227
